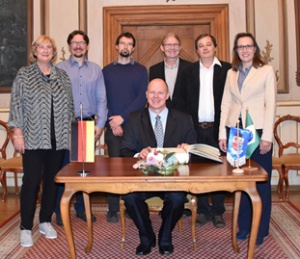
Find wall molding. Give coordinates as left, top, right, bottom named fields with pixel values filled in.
left=295, top=0, right=300, bottom=86
left=78, top=0, right=87, bottom=32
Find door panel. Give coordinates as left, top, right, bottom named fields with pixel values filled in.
left=103, top=5, right=229, bottom=69
left=123, top=24, right=210, bottom=70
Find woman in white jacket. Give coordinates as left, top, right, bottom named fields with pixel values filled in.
left=219, top=32, right=276, bottom=246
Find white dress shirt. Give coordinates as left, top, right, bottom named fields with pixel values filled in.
left=198, top=57, right=222, bottom=122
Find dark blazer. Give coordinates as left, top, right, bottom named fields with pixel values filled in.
left=120, top=107, right=197, bottom=157
left=179, top=60, right=231, bottom=142
left=149, top=58, right=191, bottom=111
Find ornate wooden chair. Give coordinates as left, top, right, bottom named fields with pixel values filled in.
left=0, top=123, right=23, bottom=200
left=0, top=120, right=10, bottom=200
left=274, top=114, right=300, bottom=201
left=119, top=194, right=197, bottom=249
left=272, top=156, right=284, bottom=200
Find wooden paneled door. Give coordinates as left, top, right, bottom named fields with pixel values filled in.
left=103, top=5, right=229, bottom=70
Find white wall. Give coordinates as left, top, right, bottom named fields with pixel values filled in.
left=256, top=0, right=298, bottom=100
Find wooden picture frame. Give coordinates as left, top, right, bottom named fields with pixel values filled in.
left=0, top=0, right=33, bottom=93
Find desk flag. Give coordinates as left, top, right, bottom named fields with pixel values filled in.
left=245, top=110, right=260, bottom=159
left=70, top=121, right=95, bottom=162
left=227, top=127, right=253, bottom=167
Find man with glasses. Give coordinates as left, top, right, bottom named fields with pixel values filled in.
left=55, top=30, right=107, bottom=226
left=179, top=33, right=231, bottom=229
left=149, top=32, right=191, bottom=110
left=103, top=32, right=148, bottom=223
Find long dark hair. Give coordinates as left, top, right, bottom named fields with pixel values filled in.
left=231, top=32, right=265, bottom=71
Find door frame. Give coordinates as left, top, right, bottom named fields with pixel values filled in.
left=103, top=5, right=229, bottom=66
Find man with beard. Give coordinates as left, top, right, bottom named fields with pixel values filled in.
left=103, top=32, right=148, bottom=223
left=55, top=30, right=107, bottom=226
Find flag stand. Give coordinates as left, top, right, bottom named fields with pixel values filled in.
left=232, top=121, right=244, bottom=174
left=76, top=103, right=91, bottom=177
left=244, top=158, right=258, bottom=172
left=232, top=167, right=244, bottom=174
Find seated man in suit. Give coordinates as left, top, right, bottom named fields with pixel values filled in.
left=120, top=79, right=196, bottom=256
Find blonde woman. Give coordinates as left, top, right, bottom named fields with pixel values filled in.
left=8, top=35, right=74, bottom=247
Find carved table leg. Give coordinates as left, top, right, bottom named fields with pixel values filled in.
left=245, top=185, right=262, bottom=259
left=232, top=191, right=241, bottom=253
left=83, top=192, right=93, bottom=253
left=61, top=188, right=76, bottom=259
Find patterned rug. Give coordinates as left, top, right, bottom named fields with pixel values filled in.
left=1, top=202, right=300, bottom=259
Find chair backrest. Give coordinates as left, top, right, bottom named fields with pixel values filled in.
left=273, top=115, right=300, bottom=157
left=0, top=120, right=10, bottom=160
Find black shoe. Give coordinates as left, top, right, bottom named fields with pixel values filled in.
left=256, top=235, right=266, bottom=246
left=76, top=212, right=97, bottom=222
left=182, top=208, right=192, bottom=217
left=236, top=230, right=249, bottom=240
left=135, top=238, right=156, bottom=256
left=212, top=215, right=226, bottom=228
left=159, top=244, right=174, bottom=255
left=55, top=213, right=63, bottom=227
left=106, top=211, right=119, bottom=223
left=196, top=213, right=211, bottom=227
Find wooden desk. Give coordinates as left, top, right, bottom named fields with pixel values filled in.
left=55, top=156, right=267, bottom=259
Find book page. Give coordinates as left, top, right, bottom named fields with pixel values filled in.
left=182, top=144, right=222, bottom=163
left=189, top=144, right=220, bottom=156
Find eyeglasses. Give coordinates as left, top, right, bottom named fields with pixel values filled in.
left=163, top=43, right=180, bottom=49
left=236, top=44, right=254, bottom=51
left=37, top=45, right=53, bottom=51
left=70, top=41, right=86, bottom=46
left=119, top=41, right=134, bottom=47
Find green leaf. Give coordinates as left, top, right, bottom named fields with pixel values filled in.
left=165, top=152, right=175, bottom=161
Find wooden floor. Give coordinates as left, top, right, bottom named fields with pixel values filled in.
left=1, top=186, right=299, bottom=226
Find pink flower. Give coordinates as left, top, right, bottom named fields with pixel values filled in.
left=133, top=163, right=140, bottom=169
left=146, top=152, right=164, bottom=166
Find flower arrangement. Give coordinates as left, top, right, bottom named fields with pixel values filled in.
left=133, top=148, right=184, bottom=175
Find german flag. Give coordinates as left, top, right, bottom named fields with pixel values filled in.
left=70, top=121, right=95, bottom=162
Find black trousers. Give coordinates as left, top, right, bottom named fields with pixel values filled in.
left=55, top=150, right=85, bottom=215
left=20, top=148, right=65, bottom=230
left=105, top=126, right=123, bottom=212
left=196, top=127, right=226, bottom=216
left=123, top=192, right=187, bottom=245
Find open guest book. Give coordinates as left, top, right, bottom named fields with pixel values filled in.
left=163, top=144, right=223, bottom=163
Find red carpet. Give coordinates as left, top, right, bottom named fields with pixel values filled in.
left=1, top=202, right=299, bottom=258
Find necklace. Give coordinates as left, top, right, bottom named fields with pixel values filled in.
left=38, top=63, right=51, bottom=75
left=42, top=68, right=51, bottom=75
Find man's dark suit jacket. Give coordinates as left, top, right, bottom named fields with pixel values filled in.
left=178, top=60, right=232, bottom=142
left=149, top=58, right=191, bottom=111
left=120, top=107, right=196, bottom=157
